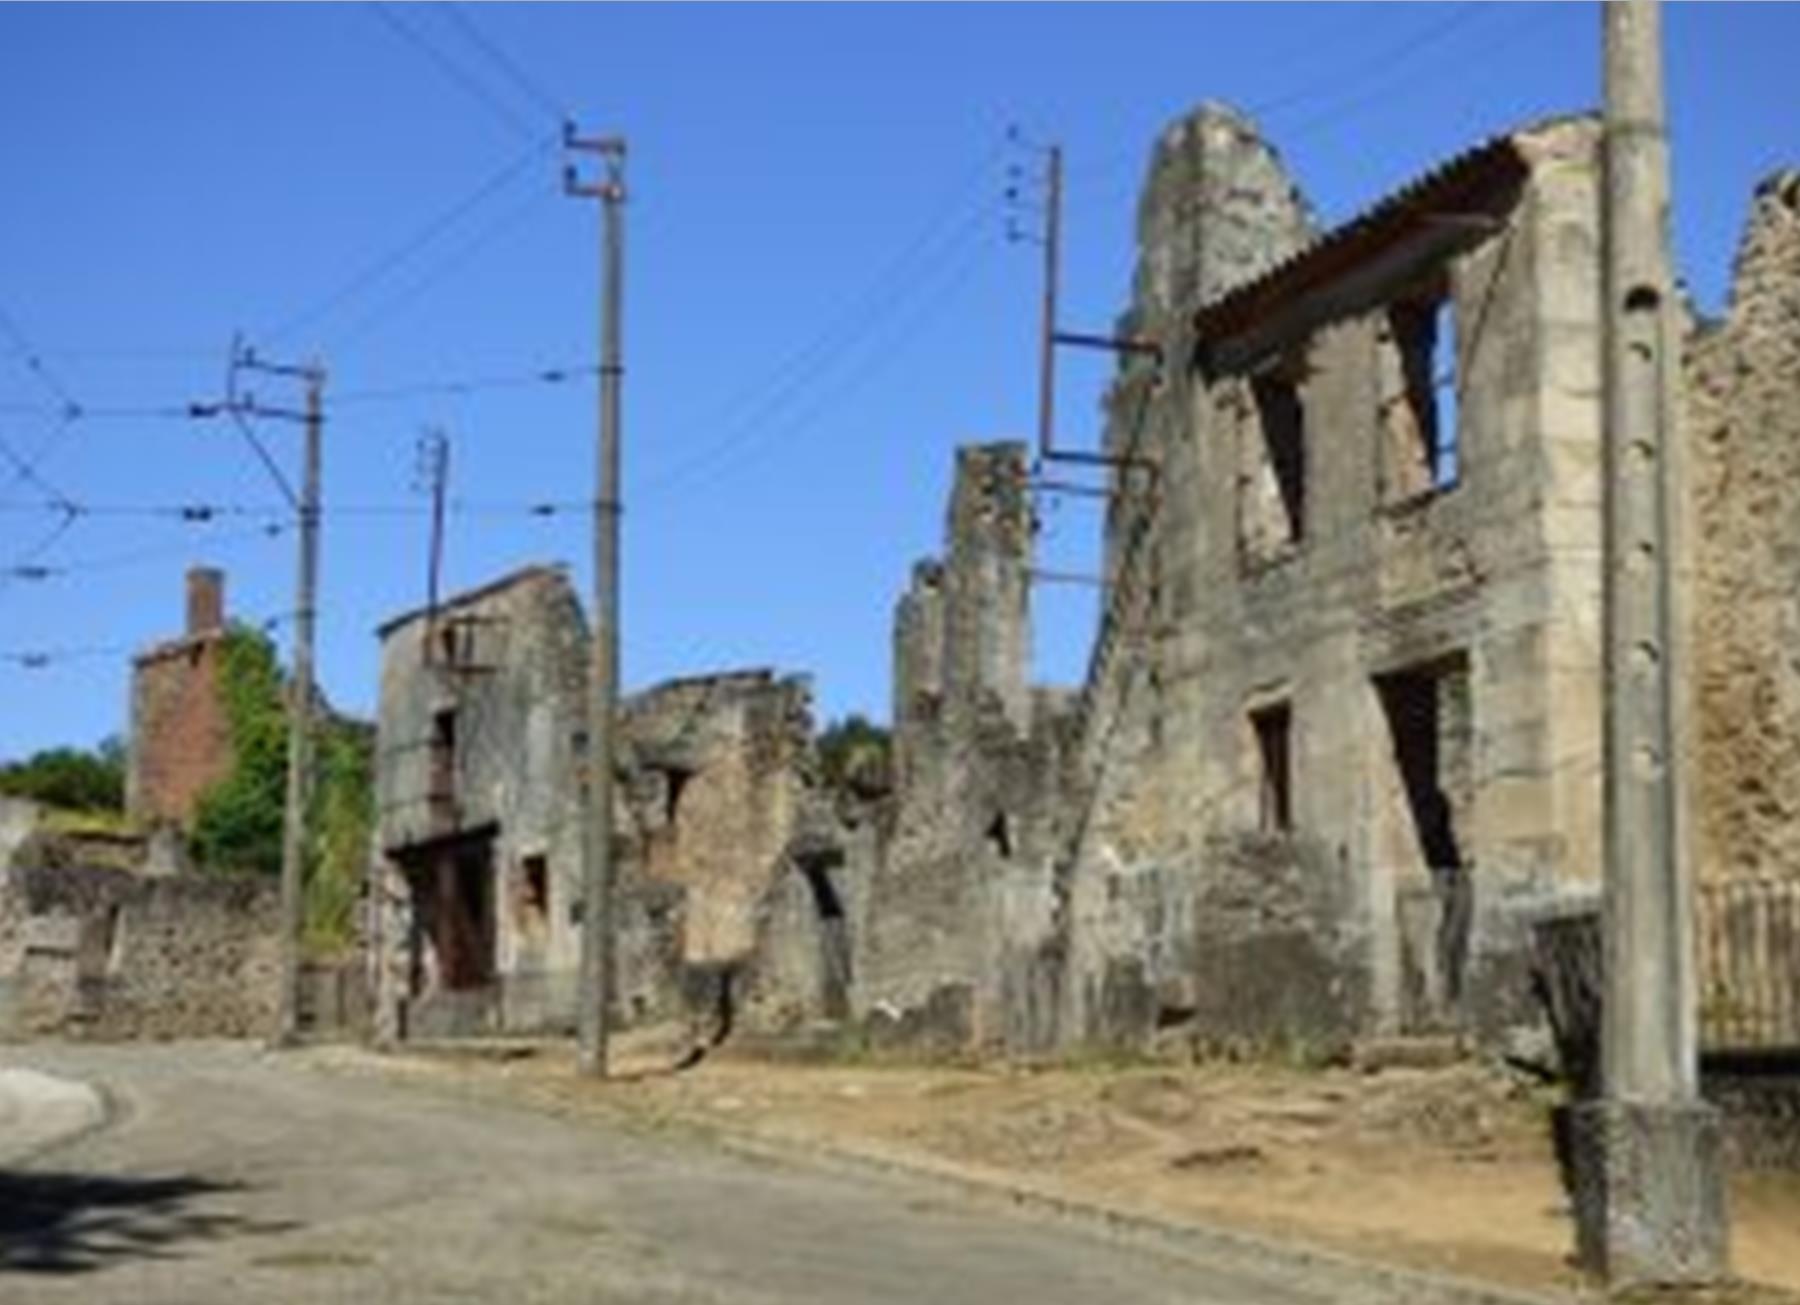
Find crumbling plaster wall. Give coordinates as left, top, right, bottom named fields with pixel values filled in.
left=1688, top=172, right=1800, bottom=884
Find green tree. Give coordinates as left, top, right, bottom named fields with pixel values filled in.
left=816, top=714, right=892, bottom=799
left=189, top=626, right=373, bottom=954
left=0, top=738, right=126, bottom=812
left=190, top=625, right=288, bottom=877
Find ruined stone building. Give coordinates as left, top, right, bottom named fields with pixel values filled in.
left=369, top=565, right=866, bottom=1044
left=861, top=105, right=1800, bottom=1062
left=363, top=105, right=1798, bottom=1071
left=126, top=567, right=235, bottom=827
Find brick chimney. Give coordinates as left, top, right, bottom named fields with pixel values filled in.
left=185, top=566, right=225, bottom=636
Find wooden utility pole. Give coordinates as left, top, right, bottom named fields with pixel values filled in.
left=1574, top=0, right=1727, bottom=1284
left=566, top=123, right=626, bottom=1079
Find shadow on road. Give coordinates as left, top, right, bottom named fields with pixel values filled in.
left=0, top=1170, right=296, bottom=1274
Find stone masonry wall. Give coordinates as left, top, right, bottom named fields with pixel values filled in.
left=1688, top=172, right=1800, bottom=884
left=0, top=833, right=278, bottom=1041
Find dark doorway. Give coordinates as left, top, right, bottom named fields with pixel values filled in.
left=403, top=830, right=497, bottom=995
left=1375, top=655, right=1473, bottom=1003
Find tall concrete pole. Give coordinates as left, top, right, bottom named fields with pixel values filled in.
left=568, top=128, right=625, bottom=1079
left=275, top=366, right=323, bottom=1048
left=1578, top=0, right=1727, bottom=1284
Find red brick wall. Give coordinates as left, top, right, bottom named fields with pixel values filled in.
left=127, top=635, right=235, bottom=827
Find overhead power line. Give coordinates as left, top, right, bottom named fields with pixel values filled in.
left=0, top=496, right=586, bottom=521
left=262, top=132, right=556, bottom=347
left=437, top=2, right=568, bottom=123
left=327, top=184, right=557, bottom=350
left=1, top=520, right=286, bottom=584
left=367, top=1, right=539, bottom=141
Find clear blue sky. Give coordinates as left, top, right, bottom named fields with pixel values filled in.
left=1, top=2, right=1793, bottom=758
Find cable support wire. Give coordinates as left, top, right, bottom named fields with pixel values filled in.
left=0, top=303, right=83, bottom=419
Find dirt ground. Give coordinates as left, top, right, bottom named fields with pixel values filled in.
left=374, top=1033, right=1800, bottom=1301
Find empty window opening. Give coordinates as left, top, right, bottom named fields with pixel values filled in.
left=1253, top=372, right=1306, bottom=541
left=1374, top=657, right=1470, bottom=874
left=1249, top=700, right=1294, bottom=833
left=986, top=810, right=1015, bottom=859
left=662, top=766, right=694, bottom=824
left=439, top=623, right=459, bottom=665
left=520, top=854, right=549, bottom=926
left=429, top=708, right=458, bottom=818
left=1382, top=289, right=1459, bottom=500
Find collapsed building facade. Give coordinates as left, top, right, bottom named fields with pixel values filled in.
left=368, top=566, right=868, bottom=1042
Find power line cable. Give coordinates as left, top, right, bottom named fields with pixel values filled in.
left=262, top=132, right=556, bottom=347
left=437, top=1, right=568, bottom=123
left=1, top=520, right=287, bottom=584
left=0, top=496, right=585, bottom=521
left=665, top=140, right=1006, bottom=446
left=641, top=215, right=998, bottom=501
left=366, top=1, right=538, bottom=142
left=327, top=183, right=556, bottom=351
left=1246, top=3, right=1490, bottom=122
left=641, top=191, right=1002, bottom=495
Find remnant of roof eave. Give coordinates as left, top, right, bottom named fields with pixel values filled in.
left=1191, top=131, right=1536, bottom=366
left=374, top=563, right=571, bottom=641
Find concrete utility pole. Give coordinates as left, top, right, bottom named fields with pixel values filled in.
left=193, top=342, right=325, bottom=1047
left=419, top=427, right=451, bottom=667
left=1576, top=0, right=1727, bottom=1284
left=566, top=124, right=626, bottom=1079
left=275, top=364, right=324, bottom=1047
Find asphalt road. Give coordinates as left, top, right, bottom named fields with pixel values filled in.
left=0, top=1042, right=1333, bottom=1305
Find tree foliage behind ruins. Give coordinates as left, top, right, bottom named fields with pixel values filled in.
left=190, top=624, right=371, bottom=955
left=0, top=737, right=126, bottom=813
left=817, top=714, right=892, bottom=800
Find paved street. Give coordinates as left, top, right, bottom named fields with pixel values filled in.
left=0, top=1042, right=1330, bottom=1305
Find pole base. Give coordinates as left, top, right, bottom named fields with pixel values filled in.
left=1563, top=1098, right=1729, bottom=1288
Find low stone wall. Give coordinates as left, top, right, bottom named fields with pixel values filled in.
left=0, top=858, right=278, bottom=1041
